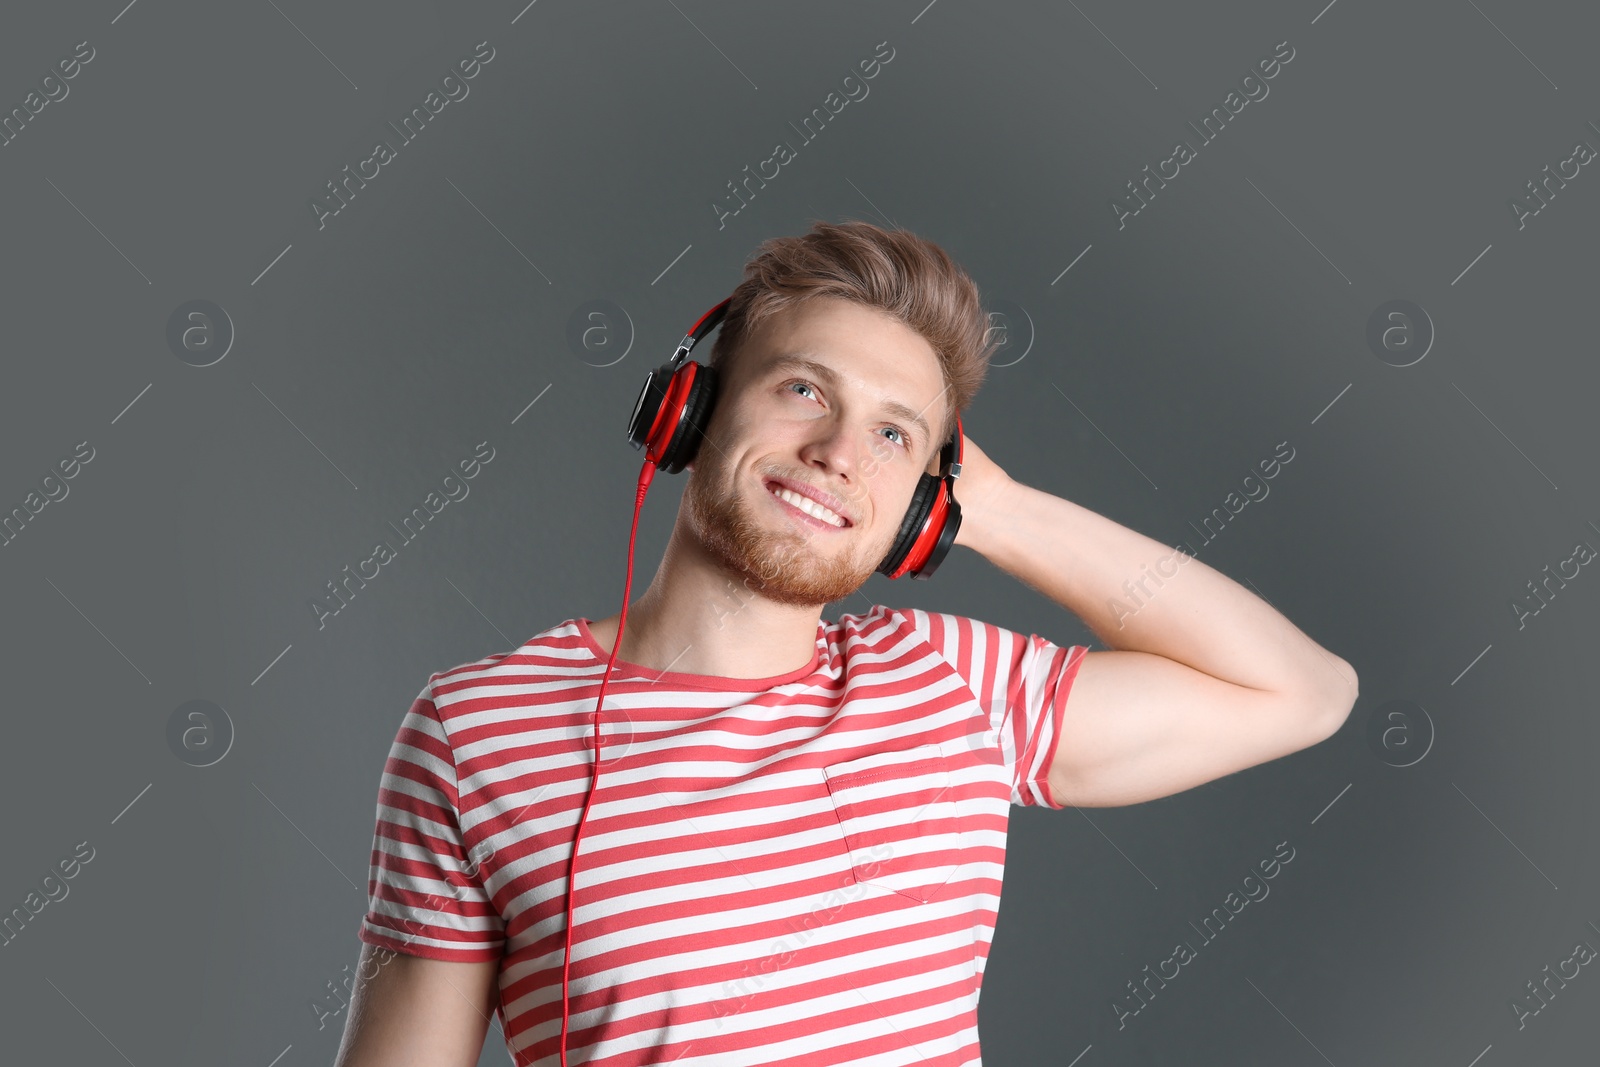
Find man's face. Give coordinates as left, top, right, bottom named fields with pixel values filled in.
left=682, top=295, right=951, bottom=607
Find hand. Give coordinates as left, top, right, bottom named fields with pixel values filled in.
left=949, top=433, right=1015, bottom=550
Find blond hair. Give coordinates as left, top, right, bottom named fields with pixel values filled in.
left=707, top=218, right=996, bottom=449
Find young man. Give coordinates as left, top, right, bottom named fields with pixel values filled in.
left=335, top=222, right=1358, bottom=1066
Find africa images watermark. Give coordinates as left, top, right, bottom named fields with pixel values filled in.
left=1, top=840, right=97, bottom=949
left=1106, top=440, right=1297, bottom=629
left=1112, top=839, right=1297, bottom=1030
left=0, top=39, right=96, bottom=151
left=1508, top=919, right=1599, bottom=1032
left=708, top=841, right=897, bottom=1028
left=1111, top=39, right=1297, bottom=230
left=0, top=440, right=96, bottom=550
left=309, top=41, right=497, bottom=230
left=712, top=39, right=896, bottom=231
left=1508, top=127, right=1596, bottom=231
left=308, top=441, right=497, bottom=630
left=1509, top=519, right=1598, bottom=631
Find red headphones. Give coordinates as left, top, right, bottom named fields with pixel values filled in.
left=554, top=296, right=964, bottom=1066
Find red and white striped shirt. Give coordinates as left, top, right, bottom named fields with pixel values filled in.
left=359, top=604, right=1087, bottom=1066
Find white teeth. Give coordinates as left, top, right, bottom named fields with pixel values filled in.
left=770, top=485, right=846, bottom=527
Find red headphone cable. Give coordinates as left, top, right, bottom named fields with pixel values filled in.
left=558, top=457, right=656, bottom=1067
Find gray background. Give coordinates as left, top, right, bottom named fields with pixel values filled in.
left=2, top=0, right=1596, bottom=1064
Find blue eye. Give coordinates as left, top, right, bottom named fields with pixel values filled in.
left=783, top=379, right=909, bottom=449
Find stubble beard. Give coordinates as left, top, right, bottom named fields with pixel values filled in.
left=683, top=465, right=888, bottom=608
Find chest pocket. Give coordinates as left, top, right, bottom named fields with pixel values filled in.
left=822, top=744, right=962, bottom=903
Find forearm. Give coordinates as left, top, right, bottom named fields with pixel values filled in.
left=966, top=477, right=1356, bottom=699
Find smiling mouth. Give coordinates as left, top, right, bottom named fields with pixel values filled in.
left=763, top=481, right=850, bottom=529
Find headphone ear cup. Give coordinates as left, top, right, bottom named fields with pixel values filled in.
left=657, top=361, right=718, bottom=475
left=628, top=361, right=676, bottom=454
left=879, top=472, right=941, bottom=578
left=879, top=474, right=962, bottom=580
left=912, top=490, right=960, bottom=579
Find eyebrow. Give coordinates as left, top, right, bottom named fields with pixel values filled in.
left=764, top=354, right=934, bottom=447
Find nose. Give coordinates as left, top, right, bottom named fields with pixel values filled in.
left=798, top=420, right=879, bottom=513
left=798, top=418, right=858, bottom=478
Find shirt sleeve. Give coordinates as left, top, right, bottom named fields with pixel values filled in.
left=901, top=607, right=1089, bottom=809
left=358, top=673, right=506, bottom=962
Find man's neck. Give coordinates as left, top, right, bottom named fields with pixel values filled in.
left=585, top=523, right=826, bottom=681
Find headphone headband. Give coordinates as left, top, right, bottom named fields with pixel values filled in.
left=668, top=298, right=731, bottom=371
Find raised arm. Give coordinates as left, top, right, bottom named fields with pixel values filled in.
left=952, top=435, right=1358, bottom=807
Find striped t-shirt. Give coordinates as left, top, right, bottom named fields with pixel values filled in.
left=359, top=603, right=1088, bottom=1066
